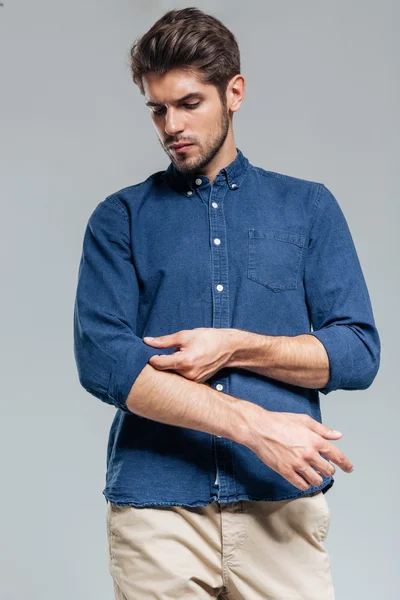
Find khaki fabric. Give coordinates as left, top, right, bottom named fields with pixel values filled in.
left=106, top=490, right=334, bottom=599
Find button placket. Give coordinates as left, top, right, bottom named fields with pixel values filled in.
left=208, top=182, right=236, bottom=499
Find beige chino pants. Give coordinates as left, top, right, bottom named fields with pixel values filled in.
left=106, top=489, right=335, bottom=599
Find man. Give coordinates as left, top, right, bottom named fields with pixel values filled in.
left=73, top=7, right=380, bottom=600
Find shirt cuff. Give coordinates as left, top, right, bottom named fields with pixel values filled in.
left=107, top=341, right=171, bottom=410
left=307, top=326, right=353, bottom=395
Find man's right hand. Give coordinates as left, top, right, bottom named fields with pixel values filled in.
left=235, top=402, right=354, bottom=491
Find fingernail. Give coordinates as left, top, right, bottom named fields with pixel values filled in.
left=333, top=430, right=342, bottom=434
left=144, top=337, right=154, bottom=340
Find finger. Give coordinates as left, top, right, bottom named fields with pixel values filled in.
left=284, top=469, right=313, bottom=491
left=309, top=454, right=336, bottom=477
left=319, top=442, right=354, bottom=472
left=143, top=334, right=180, bottom=348
left=295, top=463, right=324, bottom=487
left=306, top=418, right=343, bottom=439
left=148, top=354, right=180, bottom=370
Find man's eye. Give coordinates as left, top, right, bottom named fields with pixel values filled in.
left=152, top=103, right=200, bottom=116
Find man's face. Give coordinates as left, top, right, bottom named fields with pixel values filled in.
left=143, top=68, right=231, bottom=175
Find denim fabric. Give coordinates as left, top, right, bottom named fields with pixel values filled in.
left=73, top=147, right=380, bottom=507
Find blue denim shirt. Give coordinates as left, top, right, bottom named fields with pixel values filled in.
left=73, top=147, right=380, bottom=507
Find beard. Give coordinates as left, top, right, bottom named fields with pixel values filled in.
left=159, top=103, right=231, bottom=176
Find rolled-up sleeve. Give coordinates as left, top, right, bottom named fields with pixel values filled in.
left=304, top=183, right=381, bottom=395
left=73, top=194, right=170, bottom=412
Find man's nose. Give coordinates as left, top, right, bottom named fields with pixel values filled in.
left=164, top=108, right=185, bottom=136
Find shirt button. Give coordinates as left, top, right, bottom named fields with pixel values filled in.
left=216, top=384, right=224, bottom=391
left=187, top=190, right=193, bottom=196
left=214, top=238, right=221, bottom=245
left=231, top=183, right=238, bottom=189
left=212, top=202, right=218, bottom=208
left=195, top=178, right=202, bottom=186
left=216, top=284, right=224, bottom=291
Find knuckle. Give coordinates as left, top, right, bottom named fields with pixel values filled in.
left=297, top=413, right=309, bottom=423
left=292, top=460, right=304, bottom=471
left=313, top=436, right=325, bottom=449
left=302, top=449, right=314, bottom=462
left=180, top=356, right=193, bottom=371
left=184, top=357, right=196, bottom=369
left=279, top=464, right=289, bottom=477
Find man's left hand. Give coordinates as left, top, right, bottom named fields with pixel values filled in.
left=143, top=328, right=236, bottom=383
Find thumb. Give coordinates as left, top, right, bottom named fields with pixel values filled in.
left=143, top=334, right=178, bottom=348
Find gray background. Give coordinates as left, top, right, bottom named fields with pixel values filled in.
left=0, top=1, right=397, bottom=598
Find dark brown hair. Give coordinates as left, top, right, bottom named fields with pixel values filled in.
left=129, top=7, right=241, bottom=107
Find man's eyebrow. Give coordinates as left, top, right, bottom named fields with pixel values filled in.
left=145, top=92, right=205, bottom=107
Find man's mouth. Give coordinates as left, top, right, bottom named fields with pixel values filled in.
left=170, top=143, right=194, bottom=153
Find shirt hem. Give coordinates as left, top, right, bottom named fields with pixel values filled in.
left=102, top=477, right=334, bottom=507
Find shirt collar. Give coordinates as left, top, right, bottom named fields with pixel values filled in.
left=164, top=147, right=251, bottom=195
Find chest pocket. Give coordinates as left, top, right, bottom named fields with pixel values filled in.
left=247, top=228, right=306, bottom=292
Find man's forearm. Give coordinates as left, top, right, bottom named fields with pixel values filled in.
left=125, top=362, right=251, bottom=444
left=226, top=330, right=330, bottom=389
